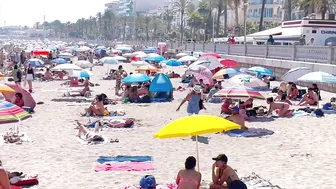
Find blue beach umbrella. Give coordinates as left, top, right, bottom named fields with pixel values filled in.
left=72, top=70, right=93, bottom=78
left=122, top=73, right=151, bottom=84
left=143, top=47, right=158, bottom=53
left=166, top=59, right=182, bottom=67
left=52, top=58, right=68, bottom=64
left=27, top=58, right=44, bottom=67
left=100, top=57, right=119, bottom=64
left=247, top=66, right=273, bottom=77
left=145, top=55, right=165, bottom=62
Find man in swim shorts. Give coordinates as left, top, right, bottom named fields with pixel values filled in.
left=210, top=154, right=247, bottom=189
left=298, top=88, right=318, bottom=106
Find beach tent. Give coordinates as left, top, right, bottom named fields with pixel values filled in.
left=149, top=73, right=173, bottom=102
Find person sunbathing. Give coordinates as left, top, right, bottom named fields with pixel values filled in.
left=79, top=78, right=90, bottom=96
left=226, top=106, right=248, bottom=130
left=82, top=94, right=105, bottom=116
left=210, top=154, right=247, bottom=189
left=266, top=97, right=293, bottom=117
left=221, top=98, right=232, bottom=115
left=77, top=124, right=104, bottom=142
left=298, top=88, right=319, bottom=106
left=176, top=156, right=201, bottom=189
left=44, top=68, right=53, bottom=80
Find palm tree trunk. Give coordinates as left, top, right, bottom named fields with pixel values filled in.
left=224, top=0, right=228, bottom=36
left=259, top=0, right=266, bottom=31
left=216, top=5, right=222, bottom=37
left=180, top=9, right=184, bottom=43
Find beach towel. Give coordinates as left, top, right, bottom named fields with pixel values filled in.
left=11, top=177, right=39, bottom=186
left=241, top=172, right=282, bottom=188
left=227, top=128, right=274, bottom=138
left=119, top=184, right=177, bottom=189
left=76, top=135, right=108, bottom=145
left=10, top=186, right=21, bottom=189
left=94, top=162, right=154, bottom=172
left=97, top=156, right=152, bottom=164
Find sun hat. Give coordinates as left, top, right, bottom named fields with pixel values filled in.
left=193, top=85, right=202, bottom=93
left=212, top=154, right=228, bottom=162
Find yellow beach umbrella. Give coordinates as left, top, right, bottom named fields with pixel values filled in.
left=154, top=115, right=240, bottom=171
left=0, top=84, right=15, bottom=93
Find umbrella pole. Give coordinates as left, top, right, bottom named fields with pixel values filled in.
left=196, top=135, right=200, bottom=172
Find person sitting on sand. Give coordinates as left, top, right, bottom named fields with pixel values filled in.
left=274, top=90, right=285, bottom=102
left=82, top=94, right=105, bottom=116
left=226, top=106, right=248, bottom=130
left=210, top=154, right=247, bottom=189
left=176, top=156, right=202, bottom=189
left=0, top=161, right=11, bottom=189
left=44, top=68, right=53, bottom=80
left=298, top=88, right=319, bottom=106
left=266, top=97, right=293, bottom=117
left=14, top=92, right=24, bottom=107
left=221, top=98, right=233, bottom=115
left=129, top=86, right=141, bottom=103
left=288, top=84, right=298, bottom=100
left=79, top=77, right=90, bottom=96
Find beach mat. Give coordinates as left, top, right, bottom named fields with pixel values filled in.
left=97, top=156, right=152, bottom=164
left=227, top=128, right=274, bottom=138
left=94, top=162, right=154, bottom=172
left=76, top=136, right=108, bottom=145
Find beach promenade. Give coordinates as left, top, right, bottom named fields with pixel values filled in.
left=0, top=64, right=336, bottom=189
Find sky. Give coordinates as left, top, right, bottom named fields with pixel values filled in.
left=0, top=0, right=112, bottom=27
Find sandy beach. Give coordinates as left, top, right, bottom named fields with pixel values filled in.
left=1, top=63, right=336, bottom=189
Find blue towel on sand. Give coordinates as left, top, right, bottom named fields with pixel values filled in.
left=227, top=128, right=274, bottom=137
left=97, top=156, right=152, bottom=164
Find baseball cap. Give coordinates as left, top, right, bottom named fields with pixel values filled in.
left=212, top=154, right=228, bottom=162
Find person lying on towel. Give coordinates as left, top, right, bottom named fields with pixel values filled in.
left=76, top=123, right=104, bottom=142
left=82, top=94, right=105, bottom=116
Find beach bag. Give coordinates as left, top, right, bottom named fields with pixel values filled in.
left=246, top=109, right=257, bottom=117
left=140, top=175, right=156, bottom=189
left=314, top=109, right=324, bottom=117
left=271, top=87, right=278, bottom=93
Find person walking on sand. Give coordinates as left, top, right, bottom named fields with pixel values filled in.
left=177, top=85, right=205, bottom=115
left=176, top=156, right=202, bottom=189
left=115, top=65, right=125, bottom=96
left=26, top=64, right=34, bottom=93
left=210, top=154, right=247, bottom=189
left=12, top=65, right=22, bottom=85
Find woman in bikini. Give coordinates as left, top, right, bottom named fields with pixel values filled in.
left=82, top=94, right=105, bottom=116
left=266, top=97, right=293, bottom=117
left=76, top=123, right=104, bottom=142
left=176, top=156, right=201, bottom=189
left=210, top=154, right=247, bottom=189
left=80, top=77, right=90, bottom=96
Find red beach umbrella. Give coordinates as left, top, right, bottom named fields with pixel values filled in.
left=33, top=49, right=49, bottom=56
left=200, top=52, right=221, bottom=58
left=220, top=59, right=239, bottom=68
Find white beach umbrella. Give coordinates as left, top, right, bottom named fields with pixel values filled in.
left=178, top=55, right=198, bottom=62
left=76, top=46, right=91, bottom=52
left=59, top=52, right=74, bottom=58
left=131, top=61, right=149, bottom=67
left=113, top=55, right=127, bottom=61
left=100, top=57, right=119, bottom=64
left=227, top=74, right=268, bottom=89
left=51, top=64, right=82, bottom=71
left=74, top=60, right=94, bottom=69
left=132, top=51, right=147, bottom=56
left=176, top=52, right=188, bottom=58
left=281, top=67, right=312, bottom=82
left=297, top=71, right=336, bottom=83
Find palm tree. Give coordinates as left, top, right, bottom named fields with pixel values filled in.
left=163, top=8, right=174, bottom=35
left=294, top=0, right=333, bottom=19
left=145, top=16, right=151, bottom=42
left=259, top=0, right=266, bottom=31
left=174, top=0, right=191, bottom=43
left=229, top=0, right=241, bottom=28
left=34, top=22, right=40, bottom=29
left=214, top=0, right=225, bottom=37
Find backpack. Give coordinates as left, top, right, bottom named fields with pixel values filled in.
left=140, top=175, right=156, bottom=189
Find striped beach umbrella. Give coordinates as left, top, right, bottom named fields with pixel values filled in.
left=0, top=100, right=32, bottom=124
left=213, top=86, right=265, bottom=99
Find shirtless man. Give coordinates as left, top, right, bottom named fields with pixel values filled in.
left=226, top=106, right=248, bottom=130
left=210, top=154, right=247, bottom=189
left=83, top=94, right=105, bottom=116
left=298, top=88, right=319, bottom=106
left=266, top=97, right=293, bottom=117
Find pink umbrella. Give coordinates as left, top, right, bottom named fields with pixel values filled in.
left=2, top=83, right=36, bottom=110
left=200, top=52, right=221, bottom=58
left=189, top=65, right=213, bottom=85
left=220, top=59, right=239, bottom=68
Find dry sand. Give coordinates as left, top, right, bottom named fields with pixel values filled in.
left=1, top=63, right=336, bottom=189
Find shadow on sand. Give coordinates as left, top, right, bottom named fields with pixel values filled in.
left=191, top=136, right=209, bottom=144
left=51, top=98, right=92, bottom=103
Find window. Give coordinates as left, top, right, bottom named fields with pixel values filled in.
left=312, top=30, right=317, bottom=34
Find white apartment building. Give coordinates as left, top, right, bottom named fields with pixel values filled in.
left=105, top=0, right=119, bottom=14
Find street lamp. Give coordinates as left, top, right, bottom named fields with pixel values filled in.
left=204, top=23, right=207, bottom=42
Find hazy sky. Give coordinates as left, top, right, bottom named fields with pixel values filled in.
left=0, top=0, right=112, bottom=27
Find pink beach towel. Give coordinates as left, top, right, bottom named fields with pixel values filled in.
left=94, top=162, right=154, bottom=172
